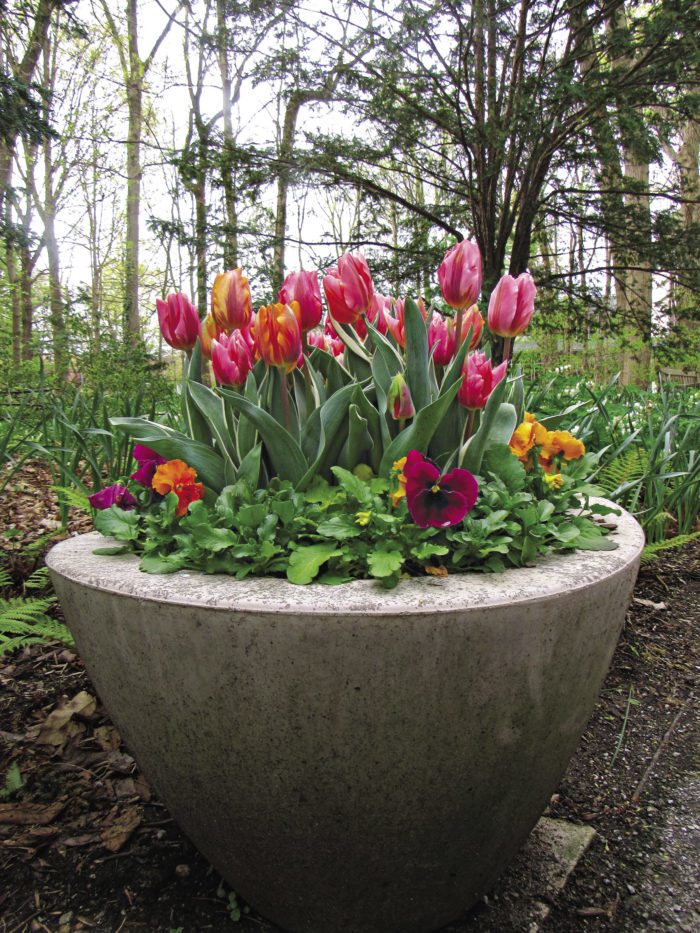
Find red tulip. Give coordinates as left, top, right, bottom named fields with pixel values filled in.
left=279, top=270, right=323, bottom=333
left=437, top=240, right=482, bottom=311
left=254, top=302, right=302, bottom=373
left=156, top=292, right=200, bottom=352
left=457, top=350, right=508, bottom=410
left=323, top=252, right=374, bottom=325
left=211, top=268, right=252, bottom=331
left=487, top=272, right=536, bottom=337
left=211, top=331, right=254, bottom=387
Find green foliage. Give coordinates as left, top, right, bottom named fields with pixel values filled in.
left=640, top=531, right=700, bottom=565
left=0, top=567, right=74, bottom=656
left=1, top=379, right=181, bottom=522
left=0, top=761, right=24, bottom=798
left=91, top=449, right=616, bottom=589
left=524, top=375, right=700, bottom=542
left=216, top=884, right=249, bottom=923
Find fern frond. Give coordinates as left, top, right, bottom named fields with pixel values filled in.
left=0, top=594, right=74, bottom=656
left=598, top=448, right=648, bottom=494
left=51, top=485, right=91, bottom=513
left=24, top=566, right=51, bottom=591
left=641, top=530, right=700, bottom=564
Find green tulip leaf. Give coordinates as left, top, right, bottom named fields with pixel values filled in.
left=218, top=389, right=308, bottom=484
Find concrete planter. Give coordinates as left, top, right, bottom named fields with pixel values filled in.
left=46, top=502, right=644, bottom=933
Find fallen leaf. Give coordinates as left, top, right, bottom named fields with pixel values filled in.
left=61, top=833, right=102, bottom=847
left=100, top=806, right=141, bottom=852
left=425, top=564, right=448, bottom=577
left=633, top=597, right=667, bottom=611
left=94, top=724, right=122, bottom=751
left=133, top=774, right=152, bottom=801
left=36, top=692, right=97, bottom=746
left=576, top=906, right=610, bottom=917
left=0, top=796, right=67, bottom=825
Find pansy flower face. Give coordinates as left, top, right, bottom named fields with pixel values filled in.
left=403, top=450, right=478, bottom=528
left=152, top=459, right=205, bottom=517
left=88, top=484, right=137, bottom=510
left=130, top=445, right=167, bottom=487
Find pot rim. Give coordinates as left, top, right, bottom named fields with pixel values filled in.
left=46, top=498, right=644, bottom=617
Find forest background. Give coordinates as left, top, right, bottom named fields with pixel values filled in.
left=1, top=0, right=698, bottom=399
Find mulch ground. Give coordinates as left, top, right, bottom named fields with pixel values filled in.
left=1, top=463, right=699, bottom=933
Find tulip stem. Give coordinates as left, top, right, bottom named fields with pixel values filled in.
left=281, top=371, right=292, bottom=433
left=301, top=331, right=313, bottom=415
left=462, top=409, right=475, bottom=449
left=454, top=307, right=464, bottom=351
left=502, top=336, right=513, bottom=366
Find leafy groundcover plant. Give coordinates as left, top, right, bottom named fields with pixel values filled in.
left=88, top=244, right=618, bottom=589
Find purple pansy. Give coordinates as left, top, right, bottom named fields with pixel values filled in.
left=87, top=484, right=137, bottom=511
left=403, top=450, right=478, bottom=529
left=130, top=444, right=167, bottom=487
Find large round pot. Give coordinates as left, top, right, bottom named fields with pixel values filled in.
left=46, top=502, right=643, bottom=933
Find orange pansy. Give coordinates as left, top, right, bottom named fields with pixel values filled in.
left=152, top=459, right=205, bottom=517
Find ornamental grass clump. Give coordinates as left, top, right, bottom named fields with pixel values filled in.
left=88, top=243, right=618, bottom=587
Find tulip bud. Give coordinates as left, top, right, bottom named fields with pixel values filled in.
left=387, top=373, right=416, bottom=420
left=156, top=292, right=200, bottom=352
left=427, top=312, right=455, bottom=366
left=199, top=313, right=223, bottom=361
left=211, top=331, right=254, bottom=387
left=460, top=304, right=484, bottom=349
left=254, top=302, right=302, bottom=373
left=457, top=351, right=508, bottom=410
left=386, top=296, right=428, bottom=349
left=211, top=268, right=252, bottom=331
left=487, top=272, right=536, bottom=338
left=279, top=270, right=323, bottom=333
left=437, top=240, right=483, bottom=311
left=323, top=252, right=374, bottom=325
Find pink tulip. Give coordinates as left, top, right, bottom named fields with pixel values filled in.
left=366, top=293, right=391, bottom=335
left=428, top=312, right=455, bottom=366
left=211, top=268, right=253, bottom=331
left=278, top=270, right=323, bottom=333
left=437, top=240, right=482, bottom=311
left=323, top=252, right=374, bottom=325
left=211, top=330, right=254, bottom=387
left=487, top=272, right=536, bottom=337
left=386, top=297, right=428, bottom=349
left=457, top=351, right=508, bottom=410
left=460, top=304, right=484, bottom=349
left=156, top=292, right=200, bottom=352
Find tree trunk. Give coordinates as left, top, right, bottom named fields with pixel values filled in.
left=19, top=244, right=34, bottom=362
left=123, top=0, right=142, bottom=342
left=272, top=93, right=303, bottom=294
left=216, top=0, right=238, bottom=269
left=0, top=0, right=60, bottom=213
